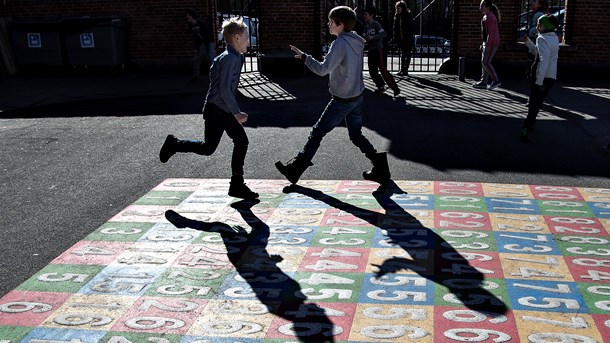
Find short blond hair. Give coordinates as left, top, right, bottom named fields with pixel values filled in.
left=222, top=17, right=248, bottom=43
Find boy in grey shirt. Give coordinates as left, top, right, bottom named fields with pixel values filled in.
left=159, top=17, right=258, bottom=199
left=275, top=6, right=391, bottom=186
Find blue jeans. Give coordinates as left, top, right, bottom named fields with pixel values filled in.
left=301, top=95, right=376, bottom=161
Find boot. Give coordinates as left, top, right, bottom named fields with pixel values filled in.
left=228, top=175, right=259, bottom=200
left=363, top=152, right=391, bottom=185
left=159, top=134, right=178, bottom=163
left=275, top=153, right=313, bottom=184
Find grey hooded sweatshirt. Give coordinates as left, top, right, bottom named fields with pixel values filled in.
left=303, top=32, right=366, bottom=99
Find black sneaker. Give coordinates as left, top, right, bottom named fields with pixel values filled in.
left=228, top=181, right=259, bottom=199
left=159, top=135, right=177, bottom=163
left=374, top=86, right=386, bottom=94
left=393, top=87, right=401, bottom=97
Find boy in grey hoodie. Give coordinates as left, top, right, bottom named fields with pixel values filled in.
left=275, top=6, right=391, bottom=186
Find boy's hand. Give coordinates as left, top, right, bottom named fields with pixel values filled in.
left=290, top=45, right=303, bottom=59
left=234, top=112, right=248, bottom=124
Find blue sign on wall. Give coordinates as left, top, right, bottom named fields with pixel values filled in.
left=27, top=33, right=41, bottom=48
left=80, top=33, right=95, bottom=48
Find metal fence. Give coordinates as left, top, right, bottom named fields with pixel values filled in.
left=517, top=0, right=566, bottom=40
left=214, top=0, right=260, bottom=72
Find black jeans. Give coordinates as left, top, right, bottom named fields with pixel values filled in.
left=368, top=48, right=398, bottom=90
left=523, top=78, right=555, bottom=129
left=175, top=102, right=249, bottom=176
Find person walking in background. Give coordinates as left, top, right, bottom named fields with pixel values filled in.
left=472, top=0, right=501, bottom=90
left=519, top=14, right=559, bottom=142
left=160, top=17, right=259, bottom=199
left=275, top=6, right=392, bottom=186
left=186, top=8, right=213, bottom=82
left=526, top=0, right=547, bottom=79
left=393, top=0, right=413, bottom=77
left=363, top=5, right=400, bottom=96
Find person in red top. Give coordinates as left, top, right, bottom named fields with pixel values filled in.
left=473, top=0, right=501, bottom=90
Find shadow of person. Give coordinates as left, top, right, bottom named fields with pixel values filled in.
left=285, top=181, right=508, bottom=317
left=165, top=200, right=338, bottom=342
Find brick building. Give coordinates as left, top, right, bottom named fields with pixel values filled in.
left=1, top=0, right=608, bottom=76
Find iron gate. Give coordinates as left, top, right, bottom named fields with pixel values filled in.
left=323, top=0, right=453, bottom=73
left=213, top=0, right=261, bottom=72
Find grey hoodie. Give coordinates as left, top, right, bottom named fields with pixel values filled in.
left=303, top=32, right=366, bottom=99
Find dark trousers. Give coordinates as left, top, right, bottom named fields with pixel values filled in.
left=175, top=103, right=249, bottom=176
left=523, top=78, right=555, bottom=129
left=368, top=48, right=398, bottom=90
left=398, top=41, right=412, bottom=73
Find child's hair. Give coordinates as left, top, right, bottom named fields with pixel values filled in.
left=329, top=6, right=357, bottom=32
left=222, top=17, right=248, bottom=42
left=364, top=6, right=377, bottom=17
left=395, top=1, right=409, bottom=16
left=535, top=0, right=549, bottom=12
left=481, top=0, right=501, bottom=22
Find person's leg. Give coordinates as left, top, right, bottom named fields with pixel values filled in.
left=345, top=96, right=376, bottom=156
left=521, top=78, right=554, bottom=141
left=482, top=45, right=499, bottom=84
left=377, top=48, right=400, bottom=95
left=192, top=43, right=207, bottom=79
left=368, top=49, right=385, bottom=90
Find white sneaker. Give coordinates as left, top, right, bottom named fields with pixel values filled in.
left=487, top=81, right=501, bottom=90
left=472, top=81, right=487, bottom=89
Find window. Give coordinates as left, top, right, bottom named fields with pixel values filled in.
left=518, top=0, right=565, bottom=40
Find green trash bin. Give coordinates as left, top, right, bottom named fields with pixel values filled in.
left=9, top=18, right=63, bottom=65
left=62, top=16, right=128, bottom=66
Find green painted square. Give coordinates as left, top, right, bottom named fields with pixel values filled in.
left=311, top=226, right=375, bottom=248
left=15, top=264, right=103, bottom=293
left=133, top=190, right=193, bottom=205
left=554, top=236, right=610, bottom=257
left=100, top=332, right=182, bottom=343
left=537, top=199, right=594, bottom=218
left=0, top=326, right=32, bottom=341
left=576, top=282, right=610, bottom=315
left=434, top=228, right=498, bottom=252
left=86, top=222, right=155, bottom=242
left=434, top=195, right=487, bottom=212
left=335, top=193, right=383, bottom=210
left=291, top=272, right=364, bottom=303
left=433, top=277, right=510, bottom=310
left=145, top=268, right=230, bottom=298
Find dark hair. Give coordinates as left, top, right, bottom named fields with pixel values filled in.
left=481, top=0, right=501, bottom=22
left=185, top=8, right=198, bottom=19
left=329, top=6, right=357, bottom=32
left=395, top=0, right=409, bottom=17
left=535, top=0, right=549, bottom=12
left=546, top=13, right=559, bottom=29
left=364, top=5, right=377, bottom=17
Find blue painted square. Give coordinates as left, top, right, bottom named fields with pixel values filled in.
left=23, top=328, right=106, bottom=343
left=79, top=265, right=163, bottom=296
left=371, top=226, right=435, bottom=249
left=486, top=197, right=540, bottom=214
left=358, top=273, right=434, bottom=305
left=391, top=194, right=435, bottom=210
left=589, top=202, right=610, bottom=218
left=505, top=279, right=588, bottom=313
left=494, top=232, right=560, bottom=255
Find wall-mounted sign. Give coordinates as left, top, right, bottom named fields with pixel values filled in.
left=80, top=33, right=95, bottom=48
left=27, top=33, right=41, bottom=48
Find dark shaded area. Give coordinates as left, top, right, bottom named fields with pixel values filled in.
left=165, top=200, right=337, bottom=342
left=286, top=181, right=509, bottom=316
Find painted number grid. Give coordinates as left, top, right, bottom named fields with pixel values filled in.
left=1, top=179, right=610, bottom=342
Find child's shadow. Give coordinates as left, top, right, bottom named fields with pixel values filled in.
left=165, top=200, right=337, bottom=343
left=286, top=181, right=508, bottom=316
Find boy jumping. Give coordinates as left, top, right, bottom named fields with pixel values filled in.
left=160, top=17, right=258, bottom=199
left=275, top=6, right=391, bottom=186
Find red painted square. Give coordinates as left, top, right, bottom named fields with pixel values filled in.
left=434, top=210, right=492, bottom=231
left=434, top=306, right=518, bottom=342
left=321, top=208, right=377, bottom=226
left=299, top=247, right=369, bottom=273
left=266, top=301, right=356, bottom=340
left=529, top=185, right=584, bottom=201
left=435, top=182, right=484, bottom=197
left=112, top=296, right=207, bottom=334
left=0, top=291, right=72, bottom=326
left=591, top=314, right=610, bottom=340
left=564, top=256, right=610, bottom=284
left=51, top=241, right=132, bottom=265
left=544, top=216, right=608, bottom=236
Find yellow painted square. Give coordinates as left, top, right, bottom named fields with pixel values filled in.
left=349, top=304, right=434, bottom=342
left=513, top=310, right=604, bottom=342
left=482, top=183, right=534, bottom=198
left=41, top=294, right=138, bottom=330
left=267, top=208, right=325, bottom=226
left=366, top=248, right=431, bottom=275
left=187, top=299, right=276, bottom=337
left=577, top=187, right=610, bottom=202
left=394, top=180, right=435, bottom=195
left=299, top=180, right=341, bottom=193
left=499, top=253, right=573, bottom=282
left=489, top=213, right=550, bottom=234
